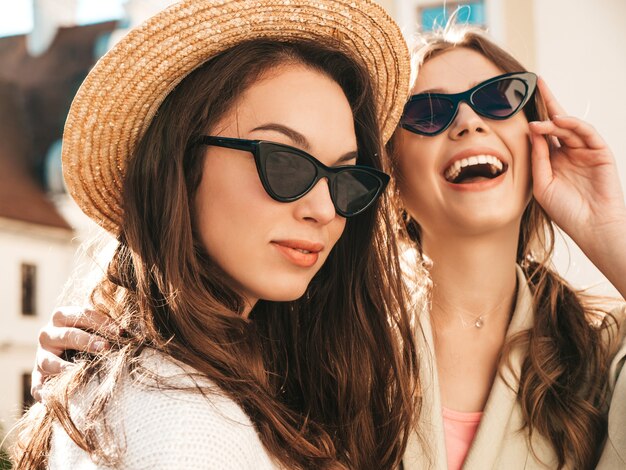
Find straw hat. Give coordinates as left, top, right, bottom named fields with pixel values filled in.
left=62, top=0, right=410, bottom=234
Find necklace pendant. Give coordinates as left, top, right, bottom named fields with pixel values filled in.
left=474, top=316, right=484, bottom=328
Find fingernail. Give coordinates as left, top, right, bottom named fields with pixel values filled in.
left=92, top=341, right=107, bottom=351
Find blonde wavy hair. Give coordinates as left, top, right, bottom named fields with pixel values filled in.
left=387, top=23, right=620, bottom=470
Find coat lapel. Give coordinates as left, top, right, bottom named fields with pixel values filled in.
left=403, top=266, right=534, bottom=470
left=404, top=302, right=448, bottom=469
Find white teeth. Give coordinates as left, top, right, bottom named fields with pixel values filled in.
left=295, top=248, right=311, bottom=254
left=444, top=155, right=505, bottom=182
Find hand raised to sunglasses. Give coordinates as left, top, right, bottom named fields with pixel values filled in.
left=529, top=77, right=626, bottom=295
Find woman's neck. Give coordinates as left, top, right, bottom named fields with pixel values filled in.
left=241, top=296, right=258, bottom=319
left=422, top=226, right=519, bottom=333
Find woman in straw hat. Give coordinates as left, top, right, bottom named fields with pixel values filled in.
left=392, top=22, right=626, bottom=470
left=14, top=0, right=420, bottom=468
left=25, top=8, right=626, bottom=470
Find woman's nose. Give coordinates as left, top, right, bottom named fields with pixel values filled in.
left=293, top=178, right=337, bottom=224
left=449, top=103, right=490, bottom=139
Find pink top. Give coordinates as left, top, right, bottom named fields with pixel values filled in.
left=442, top=407, right=483, bottom=470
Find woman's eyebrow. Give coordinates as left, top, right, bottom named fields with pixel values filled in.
left=251, top=123, right=310, bottom=149
left=335, top=151, right=358, bottom=165
left=417, top=87, right=446, bottom=94
left=251, top=122, right=358, bottom=164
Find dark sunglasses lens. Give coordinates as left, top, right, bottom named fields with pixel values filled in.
left=332, top=170, right=381, bottom=215
left=264, top=150, right=317, bottom=198
left=402, top=96, right=455, bottom=134
left=472, top=78, right=528, bottom=118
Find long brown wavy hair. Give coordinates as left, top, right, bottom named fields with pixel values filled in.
left=15, top=40, right=419, bottom=470
left=387, top=26, right=619, bottom=470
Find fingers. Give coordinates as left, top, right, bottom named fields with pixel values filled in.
left=529, top=116, right=607, bottom=150
left=38, top=326, right=110, bottom=356
left=31, top=306, right=113, bottom=403
left=529, top=132, right=553, bottom=196
left=31, top=368, right=46, bottom=402
left=31, top=348, right=74, bottom=403
left=50, top=306, right=118, bottom=336
left=36, top=348, right=73, bottom=377
left=537, top=77, right=567, bottom=118
left=32, top=327, right=108, bottom=402
left=551, top=116, right=606, bottom=150
left=535, top=77, right=607, bottom=151
left=529, top=120, right=585, bottom=148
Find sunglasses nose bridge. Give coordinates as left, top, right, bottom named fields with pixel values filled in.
left=295, top=176, right=337, bottom=223
left=447, top=85, right=502, bottom=132
left=437, top=93, right=474, bottom=134
left=458, top=98, right=479, bottom=116
left=459, top=87, right=483, bottom=116
left=449, top=98, right=490, bottom=137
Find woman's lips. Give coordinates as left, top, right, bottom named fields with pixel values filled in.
left=271, top=240, right=323, bottom=268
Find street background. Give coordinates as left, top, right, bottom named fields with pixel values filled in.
left=1, top=0, right=625, bottom=460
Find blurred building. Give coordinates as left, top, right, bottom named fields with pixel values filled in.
left=0, top=81, right=75, bottom=436
left=0, top=206, right=73, bottom=437
left=0, top=0, right=175, bottom=446
left=0, top=15, right=117, bottom=444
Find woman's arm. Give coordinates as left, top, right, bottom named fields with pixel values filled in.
left=32, top=306, right=113, bottom=401
left=529, top=78, right=626, bottom=298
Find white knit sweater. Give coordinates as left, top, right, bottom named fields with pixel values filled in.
left=48, top=350, right=279, bottom=469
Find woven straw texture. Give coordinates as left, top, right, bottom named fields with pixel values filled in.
left=62, top=0, right=410, bottom=233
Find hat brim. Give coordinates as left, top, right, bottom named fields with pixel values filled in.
left=62, top=0, right=410, bottom=234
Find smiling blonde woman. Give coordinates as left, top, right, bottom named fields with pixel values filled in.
left=392, top=24, right=626, bottom=470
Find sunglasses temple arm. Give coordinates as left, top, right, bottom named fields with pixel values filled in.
left=197, top=136, right=256, bottom=153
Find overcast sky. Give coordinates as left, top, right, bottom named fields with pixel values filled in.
left=0, top=0, right=125, bottom=37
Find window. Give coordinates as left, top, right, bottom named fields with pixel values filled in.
left=21, top=263, right=37, bottom=316
left=419, top=1, right=486, bottom=32
left=22, top=372, right=35, bottom=412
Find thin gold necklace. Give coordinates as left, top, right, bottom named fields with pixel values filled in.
left=432, top=282, right=517, bottom=330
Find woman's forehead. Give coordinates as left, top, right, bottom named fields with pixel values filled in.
left=412, top=48, right=503, bottom=94
left=213, top=64, right=358, bottom=162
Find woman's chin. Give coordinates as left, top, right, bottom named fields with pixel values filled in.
left=258, top=285, right=310, bottom=303
left=453, top=213, right=523, bottom=237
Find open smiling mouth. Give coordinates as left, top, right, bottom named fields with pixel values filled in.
left=443, top=155, right=508, bottom=184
